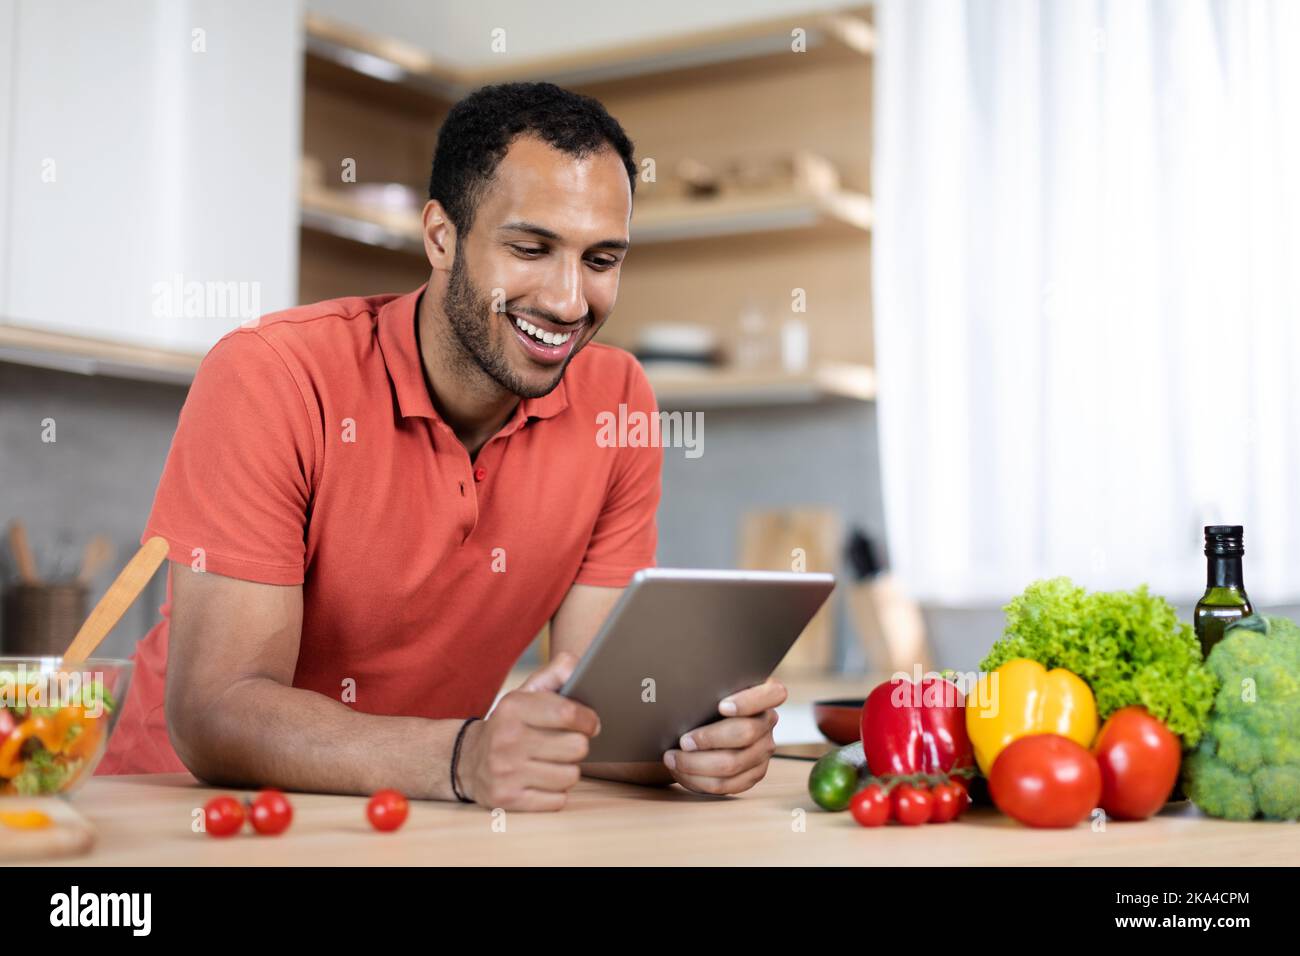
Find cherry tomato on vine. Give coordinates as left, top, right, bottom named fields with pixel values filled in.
left=929, top=781, right=966, bottom=823
left=891, top=784, right=934, bottom=825
left=849, top=783, right=890, bottom=827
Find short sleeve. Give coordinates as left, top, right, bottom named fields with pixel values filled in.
left=142, top=330, right=320, bottom=585
left=575, top=359, right=662, bottom=587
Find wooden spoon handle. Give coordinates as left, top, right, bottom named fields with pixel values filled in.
left=62, top=536, right=170, bottom=666
left=8, top=521, right=41, bottom=585
left=78, top=535, right=114, bottom=584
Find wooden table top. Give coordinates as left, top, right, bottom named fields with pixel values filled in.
left=20, top=756, right=1298, bottom=866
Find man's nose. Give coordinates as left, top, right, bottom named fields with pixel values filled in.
left=534, top=256, right=590, bottom=326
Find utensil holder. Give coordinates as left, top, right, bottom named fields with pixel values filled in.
left=1, top=582, right=88, bottom=657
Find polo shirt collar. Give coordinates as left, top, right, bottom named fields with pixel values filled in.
left=378, top=284, right=571, bottom=426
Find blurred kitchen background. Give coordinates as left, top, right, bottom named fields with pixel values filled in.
left=2, top=1, right=1297, bottom=705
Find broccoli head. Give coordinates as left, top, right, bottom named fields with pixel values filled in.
left=1183, top=615, right=1300, bottom=821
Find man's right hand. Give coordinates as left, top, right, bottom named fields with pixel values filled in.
left=457, top=653, right=601, bottom=812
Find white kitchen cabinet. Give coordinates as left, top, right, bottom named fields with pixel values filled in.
left=1, top=0, right=302, bottom=354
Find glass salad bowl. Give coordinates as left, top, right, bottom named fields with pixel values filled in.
left=0, top=657, right=133, bottom=796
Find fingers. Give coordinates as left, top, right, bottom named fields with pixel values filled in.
left=679, top=709, right=778, bottom=752
left=718, top=678, right=787, bottom=717
left=495, top=689, right=600, bottom=737
left=520, top=650, right=580, bottom=693
left=470, top=684, right=600, bottom=812
left=526, top=727, right=592, bottom=763
left=666, top=731, right=775, bottom=779
left=522, top=759, right=583, bottom=793
left=668, top=759, right=771, bottom=797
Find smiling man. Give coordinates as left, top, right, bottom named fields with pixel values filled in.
left=99, top=83, right=786, bottom=809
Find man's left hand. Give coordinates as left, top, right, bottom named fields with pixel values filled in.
left=662, top=679, right=787, bottom=795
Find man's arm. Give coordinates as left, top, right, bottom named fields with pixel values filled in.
left=167, top=562, right=598, bottom=810
left=166, top=563, right=468, bottom=799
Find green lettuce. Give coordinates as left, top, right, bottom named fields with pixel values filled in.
left=981, top=577, right=1217, bottom=746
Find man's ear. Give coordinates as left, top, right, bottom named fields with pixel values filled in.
left=422, top=200, right=457, bottom=269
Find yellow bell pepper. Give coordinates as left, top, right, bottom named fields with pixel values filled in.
left=965, top=658, right=1098, bottom=775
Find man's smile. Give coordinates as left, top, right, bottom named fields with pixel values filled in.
left=506, top=310, right=584, bottom=365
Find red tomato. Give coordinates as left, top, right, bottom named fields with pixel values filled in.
left=367, top=789, right=410, bottom=832
left=248, top=789, right=293, bottom=835
left=929, top=782, right=965, bottom=823
left=891, top=784, right=934, bottom=826
left=989, top=734, right=1102, bottom=828
left=1092, top=707, right=1181, bottom=820
left=203, top=795, right=245, bottom=837
left=849, top=784, right=890, bottom=827
left=0, top=710, right=14, bottom=738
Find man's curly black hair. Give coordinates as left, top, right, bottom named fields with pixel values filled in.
left=428, top=81, right=637, bottom=238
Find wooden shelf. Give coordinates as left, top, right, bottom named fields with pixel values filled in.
left=647, top=362, right=875, bottom=408
left=632, top=189, right=871, bottom=243
left=0, top=323, right=201, bottom=386
left=300, top=184, right=424, bottom=255
left=304, top=8, right=873, bottom=100
left=299, top=183, right=872, bottom=253
left=0, top=321, right=875, bottom=410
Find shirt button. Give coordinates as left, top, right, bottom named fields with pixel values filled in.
left=474, top=466, right=487, bottom=482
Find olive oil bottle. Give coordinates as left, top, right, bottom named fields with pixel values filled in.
left=1194, top=525, right=1253, bottom=658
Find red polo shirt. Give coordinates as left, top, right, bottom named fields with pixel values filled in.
left=98, top=286, right=661, bottom=775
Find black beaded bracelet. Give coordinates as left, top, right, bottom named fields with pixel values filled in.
left=450, top=717, right=480, bottom=804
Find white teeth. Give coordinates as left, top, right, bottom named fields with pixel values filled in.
left=513, top=315, right=573, bottom=347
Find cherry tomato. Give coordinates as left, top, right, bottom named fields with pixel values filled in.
left=367, top=789, right=409, bottom=832
left=956, top=780, right=973, bottom=812
left=989, top=734, right=1102, bottom=828
left=890, top=784, right=934, bottom=825
left=849, top=784, right=890, bottom=827
left=929, top=781, right=965, bottom=823
left=248, top=789, right=294, bottom=836
left=203, top=795, right=245, bottom=837
left=1093, top=707, right=1181, bottom=820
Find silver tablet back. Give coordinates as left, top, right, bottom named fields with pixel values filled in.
left=559, top=568, right=836, bottom=762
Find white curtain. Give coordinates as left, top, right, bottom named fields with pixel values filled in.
left=874, top=0, right=1300, bottom=605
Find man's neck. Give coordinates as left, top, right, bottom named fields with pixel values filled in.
left=416, top=290, right=519, bottom=457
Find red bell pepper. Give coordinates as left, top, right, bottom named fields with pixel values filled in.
left=860, top=676, right=974, bottom=777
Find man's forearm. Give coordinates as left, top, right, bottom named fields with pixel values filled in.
left=581, top=761, right=675, bottom=787
left=171, top=676, right=472, bottom=800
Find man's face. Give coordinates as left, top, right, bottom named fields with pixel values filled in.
left=441, top=135, right=632, bottom=399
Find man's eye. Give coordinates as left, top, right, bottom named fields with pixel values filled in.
left=510, top=245, right=544, bottom=257
left=587, top=257, right=619, bottom=270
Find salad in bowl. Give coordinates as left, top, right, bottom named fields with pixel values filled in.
left=0, top=657, right=132, bottom=795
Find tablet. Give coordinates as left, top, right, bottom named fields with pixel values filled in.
left=559, top=568, right=836, bottom=762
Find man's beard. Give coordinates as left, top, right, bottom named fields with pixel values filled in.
left=442, top=250, right=577, bottom=400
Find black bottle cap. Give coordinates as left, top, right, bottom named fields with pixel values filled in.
left=1204, top=525, right=1244, bottom=557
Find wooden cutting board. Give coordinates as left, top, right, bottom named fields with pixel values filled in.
left=739, top=507, right=841, bottom=676
left=0, top=796, right=96, bottom=861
